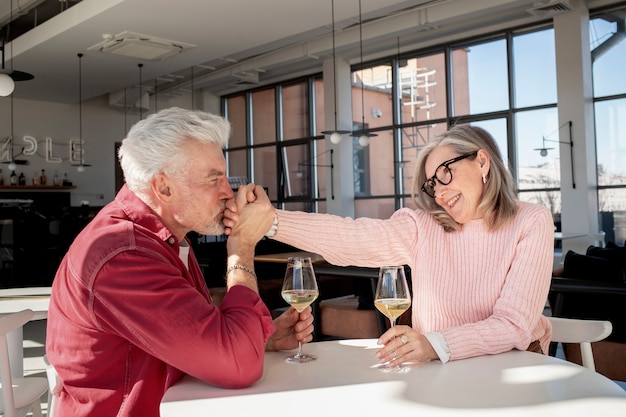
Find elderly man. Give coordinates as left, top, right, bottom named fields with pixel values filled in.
left=46, top=107, right=313, bottom=417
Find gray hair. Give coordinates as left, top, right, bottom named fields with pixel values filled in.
left=118, top=107, right=231, bottom=196
left=412, top=124, right=518, bottom=232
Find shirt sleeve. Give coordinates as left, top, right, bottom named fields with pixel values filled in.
left=425, top=332, right=451, bottom=363
left=91, top=249, right=275, bottom=389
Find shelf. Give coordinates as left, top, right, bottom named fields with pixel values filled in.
left=0, top=185, right=76, bottom=190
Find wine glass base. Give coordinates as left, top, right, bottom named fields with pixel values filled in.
left=376, top=363, right=411, bottom=373
left=285, top=353, right=317, bottom=364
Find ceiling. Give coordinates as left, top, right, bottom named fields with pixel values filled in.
left=0, top=0, right=620, bottom=105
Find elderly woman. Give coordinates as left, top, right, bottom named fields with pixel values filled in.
left=227, top=124, right=554, bottom=365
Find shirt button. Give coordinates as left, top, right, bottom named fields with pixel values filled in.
left=168, top=237, right=175, bottom=244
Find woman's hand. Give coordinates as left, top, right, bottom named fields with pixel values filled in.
left=266, top=306, right=314, bottom=352
left=376, top=325, right=438, bottom=364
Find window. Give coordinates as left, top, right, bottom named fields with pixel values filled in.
left=592, top=7, right=626, bottom=243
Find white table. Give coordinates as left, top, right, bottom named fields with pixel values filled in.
left=161, top=339, right=626, bottom=416
left=0, top=286, right=51, bottom=378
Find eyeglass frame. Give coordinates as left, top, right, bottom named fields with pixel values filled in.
left=420, top=151, right=478, bottom=198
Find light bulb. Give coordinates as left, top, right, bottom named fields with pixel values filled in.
left=358, top=135, right=370, bottom=147
left=330, top=132, right=343, bottom=144
left=540, top=148, right=548, bottom=157
left=77, top=165, right=85, bottom=173
left=0, top=74, right=15, bottom=97
left=8, top=161, right=16, bottom=171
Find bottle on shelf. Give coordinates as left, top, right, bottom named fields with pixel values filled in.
left=10, top=170, right=17, bottom=185
left=18, top=172, right=26, bottom=186
left=62, top=172, right=71, bottom=186
left=40, top=169, right=47, bottom=185
left=0, top=169, right=4, bottom=186
left=32, top=171, right=40, bottom=186
left=53, top=170, right=61, bottom=186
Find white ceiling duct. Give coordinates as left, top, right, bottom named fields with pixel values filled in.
left=232, top=71, right=260, bottom=85
left=109, top=89, right=150, bottom=113
left=88, top=31, right=196, bottom=61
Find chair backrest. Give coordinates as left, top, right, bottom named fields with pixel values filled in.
left=43, top=355, right=62, bottom=417
left=0, top=309, right=35, bottom=417
left=547, top=316, right=613, bottom=371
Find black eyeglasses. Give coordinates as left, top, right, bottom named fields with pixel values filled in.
left=420, top=151, right=478, bottom=198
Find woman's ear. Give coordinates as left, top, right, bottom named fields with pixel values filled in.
left=477, top=149, right=490, bottom=170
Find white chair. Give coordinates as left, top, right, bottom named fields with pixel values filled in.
left=548, top=316, right=613, bottom=371
left=0, top=309, right=48, bottom=417
left=42, top=355, right=61, bottom=417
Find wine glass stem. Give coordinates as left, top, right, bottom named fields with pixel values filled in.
left=296, top=341, right=303, bottom=357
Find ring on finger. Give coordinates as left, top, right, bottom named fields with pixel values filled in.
left=401, top=335, right=409, bottom=345
left=392, top=351, right=397, bottom=359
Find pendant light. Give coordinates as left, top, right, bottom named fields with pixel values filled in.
left=0, top=0, right=34, bottom=97
left=351, top=0, right=376, bottom=147
left=320, top=0, right=350, bottom=144
left=76, top=53, right=90, bottom=172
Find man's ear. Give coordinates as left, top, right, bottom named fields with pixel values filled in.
left=151, top=173, right=172, bottom=202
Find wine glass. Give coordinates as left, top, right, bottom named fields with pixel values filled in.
left=281, top=256, right=319, bottom=363
left=374, top=266, right=411, bottom=373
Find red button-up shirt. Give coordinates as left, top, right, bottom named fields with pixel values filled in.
left=46, top=185, right=274, bottom=417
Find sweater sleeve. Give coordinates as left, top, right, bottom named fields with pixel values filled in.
left=273, top=208, right=420, bottom=268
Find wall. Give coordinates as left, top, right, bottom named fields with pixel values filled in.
left=0, top=90, right=201, bottom=206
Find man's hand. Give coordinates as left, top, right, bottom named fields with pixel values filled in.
left=225, top=184, right=274, bottom=246
left=223, top=184, right=273, bottom=238
left=266, top=306, right=314, bottom=352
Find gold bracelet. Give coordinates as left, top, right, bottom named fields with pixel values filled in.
left=225, top=264, right=257, bottom=280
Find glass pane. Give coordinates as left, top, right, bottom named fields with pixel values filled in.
left=352, top=63, right=393, bottom=130
left=226, top=149, right=248, bottom=179
left=354, top=198, right=396, bottom=219
left=281, top=144, right=310, bottom=198
left=515, top=108, right=560, bottom=191
left=400, top=123, right=448, bottom=195
left=226, top=95, right=246, bottom=148
left=355, top=130, right=394, bottom=197
left=253, top=146, right=277, bottom=200
left=452, top=39, right=508, bottom=116
left=399, top=52, right=447, bottom=124
left=283, top=202, right=310, bottom=211
left=472, top=119, right=509, bottom=168
left=591, top=14, right=626, bottom=97
left=595, top=98, right=626, bottom=186
left=513, top=28, right=557, bottom=107
left=599, top=191, right=626, bottom=244
left=282, top=82, right=308, bottom=140
left=518, top=189, right=561, bottom=221
left=252, top=89, right=276, bottom=144
left=314, top=79, right=325, bottom=136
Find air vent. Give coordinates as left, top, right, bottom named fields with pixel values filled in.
left=527, top=0, right=574, bottom=18
left=88, top=31, right=195, bottom=61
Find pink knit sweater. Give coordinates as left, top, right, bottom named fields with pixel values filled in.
left=273, top=201, right=554, bottom=360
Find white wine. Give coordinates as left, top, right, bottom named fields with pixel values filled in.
left=281, top=289, right=319, bottom=312
left=374, top=298, right=410, bottom=321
